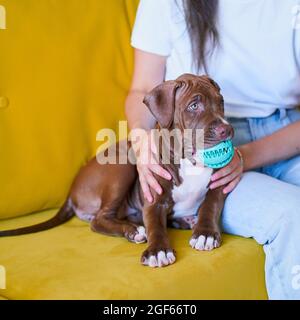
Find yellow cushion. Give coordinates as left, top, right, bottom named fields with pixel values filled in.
left=0, top=0, right=138, bottom=219
left=0, top=209, right=267, bottom=299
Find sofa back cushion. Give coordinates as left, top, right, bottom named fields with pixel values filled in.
left=0, top=0, right=139, bottom=219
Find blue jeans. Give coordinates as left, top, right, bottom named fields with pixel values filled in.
left=223, top=108, right=300, bottom=300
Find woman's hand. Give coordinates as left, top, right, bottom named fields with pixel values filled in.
left=132, top=130, right=172, bottom=203
left=209, top=148, right=244, bottom=194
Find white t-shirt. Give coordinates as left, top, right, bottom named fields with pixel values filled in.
left=131, top=0, right=300, bottom=118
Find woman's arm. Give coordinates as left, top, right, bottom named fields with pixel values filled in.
left=240, top=119, right=300, bottom=171
left=125, top=49, right=172, bottom=202
left=125, top=49, right=166, bottom=130
left=210, top=119, right=300, bottom=192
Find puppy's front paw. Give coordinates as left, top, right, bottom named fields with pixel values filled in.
left=141, top=247, right=176, bottom=268
left=125, top=226, right=147, bottom=244
left=189, top=228, right=221, bottom=251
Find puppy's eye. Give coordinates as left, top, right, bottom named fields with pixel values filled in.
left=187, top=103, right=199, bottom=112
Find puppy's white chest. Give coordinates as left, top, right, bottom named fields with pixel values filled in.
left=171, top=159, right=213, bottom=218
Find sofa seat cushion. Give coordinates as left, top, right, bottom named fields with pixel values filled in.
left=0, top=209, right=267, bottom=299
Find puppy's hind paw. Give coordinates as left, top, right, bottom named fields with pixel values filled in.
left=125, top=226, right=147, bottom=244
left=133, top=226, right=147, bottom=243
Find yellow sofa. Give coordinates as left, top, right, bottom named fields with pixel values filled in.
left=0, top=0, right=267, bottom=300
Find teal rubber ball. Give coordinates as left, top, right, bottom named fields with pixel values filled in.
left=196, top=140, right=234, bottom=169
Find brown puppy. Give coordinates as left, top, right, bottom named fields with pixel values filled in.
left=0, top=74, right=233, bottom=268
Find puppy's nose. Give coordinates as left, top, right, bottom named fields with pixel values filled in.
left=214, top=124, right=233, bottom=140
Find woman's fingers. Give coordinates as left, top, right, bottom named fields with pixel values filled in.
left=209, top=150, right=244, bottom=192
left=139, top=173, right=153, bottom=203
left=135, top=130, right=173, bottom=201
left=138, top=165, right=164, bottom=201
left=149, top=164, right=172, bottom=180
left=210, top=165, right=242, bottom=190
left=223, top=176, right=242, bottom=194
left=145, top=171, right=163, bottom=194
left=210, top=152, right=241, bottom=181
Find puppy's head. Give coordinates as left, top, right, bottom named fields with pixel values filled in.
left=143, top=74, right=233, bottom=150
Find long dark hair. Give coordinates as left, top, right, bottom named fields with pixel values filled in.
left=183, top=0, right=219, bottom=73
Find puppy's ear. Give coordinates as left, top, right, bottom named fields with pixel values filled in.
left=143, top=81, right=182, bottom=128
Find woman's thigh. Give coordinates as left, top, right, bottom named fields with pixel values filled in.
left=221, top=171, right=300, bottom=244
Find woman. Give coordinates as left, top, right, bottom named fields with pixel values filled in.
left=125, top=0, right=300, bottom=299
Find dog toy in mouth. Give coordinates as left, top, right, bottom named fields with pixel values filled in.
left=196, top=140, right=234, bottom=169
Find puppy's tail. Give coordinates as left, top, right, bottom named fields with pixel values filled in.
left=0, top=199, right=75, bottom=237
